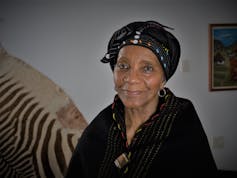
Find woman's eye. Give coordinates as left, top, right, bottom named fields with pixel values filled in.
left=143, top=65, right=153, bottom=73
left=117, top=63, right=129, bottom=70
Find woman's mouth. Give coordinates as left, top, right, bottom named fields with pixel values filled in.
left=122, top=90, right=143, bottom=96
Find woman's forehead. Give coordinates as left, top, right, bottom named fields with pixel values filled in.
left=118, top=46, right=158, bottom=60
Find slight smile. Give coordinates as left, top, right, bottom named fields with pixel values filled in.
left=121, top=90, right=143, bottom=96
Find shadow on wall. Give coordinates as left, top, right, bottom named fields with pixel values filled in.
left=0, top=46, right=87, bottom=177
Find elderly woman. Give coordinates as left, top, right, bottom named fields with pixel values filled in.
left=65, top=21, right=217, bottom=178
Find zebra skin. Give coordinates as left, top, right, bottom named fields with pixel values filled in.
left=0, top=47, right=88, bottom=178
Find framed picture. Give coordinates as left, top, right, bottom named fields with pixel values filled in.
left=209, top=23, right=237, bottom=91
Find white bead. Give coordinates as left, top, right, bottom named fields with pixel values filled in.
left=132, top=40, right=138, bottom=44
left=136, top=31, right=141, bottom=35
left=105, top=53, right=110, bottom=59
left=134, top=35, right=140, bottom=39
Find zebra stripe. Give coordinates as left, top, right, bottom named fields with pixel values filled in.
left=0, top=72, right=84, bottom=178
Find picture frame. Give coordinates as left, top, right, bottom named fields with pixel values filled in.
left=209, top=23, right=237, bottom=91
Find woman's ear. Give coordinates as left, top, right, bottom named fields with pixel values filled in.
left=160, top=76, right=166, bottom=89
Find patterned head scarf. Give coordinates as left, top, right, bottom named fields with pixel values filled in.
left=101, top=20, right=181, bottom=81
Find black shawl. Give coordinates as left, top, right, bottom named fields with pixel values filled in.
left=65, top=89, right=217, bottom=178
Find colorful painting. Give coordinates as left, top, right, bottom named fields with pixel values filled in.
left=209, top=24, right=237, bottom=91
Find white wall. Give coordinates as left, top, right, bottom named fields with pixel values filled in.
left=1, top=0, right=237, bottom=171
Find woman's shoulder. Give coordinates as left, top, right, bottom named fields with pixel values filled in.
left=176, top=96, right=193, bottom=105
left=171, top=96, right=203, bottom=130
left=166, top=89, right=194, bottom=109
left=171, top=96, right=200, bottom=122
left=81, top=104, right=113, bottom=139
left=175, top=96, right=196, bottom=111
left=91, top=104, right=113, bottom=126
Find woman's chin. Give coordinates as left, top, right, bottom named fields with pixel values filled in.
left=121, top=99, right=143, bottom=109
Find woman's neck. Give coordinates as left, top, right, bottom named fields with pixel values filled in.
left=125, top=97, right=159, bottom=145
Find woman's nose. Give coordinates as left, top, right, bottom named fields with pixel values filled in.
left=123, top=69, right=139, bottom=83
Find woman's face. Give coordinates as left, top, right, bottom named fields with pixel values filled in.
left=114, top=45, right=165, bottom=109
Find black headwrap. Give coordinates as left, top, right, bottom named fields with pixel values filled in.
left=101, top=21, right=181, bottom=80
